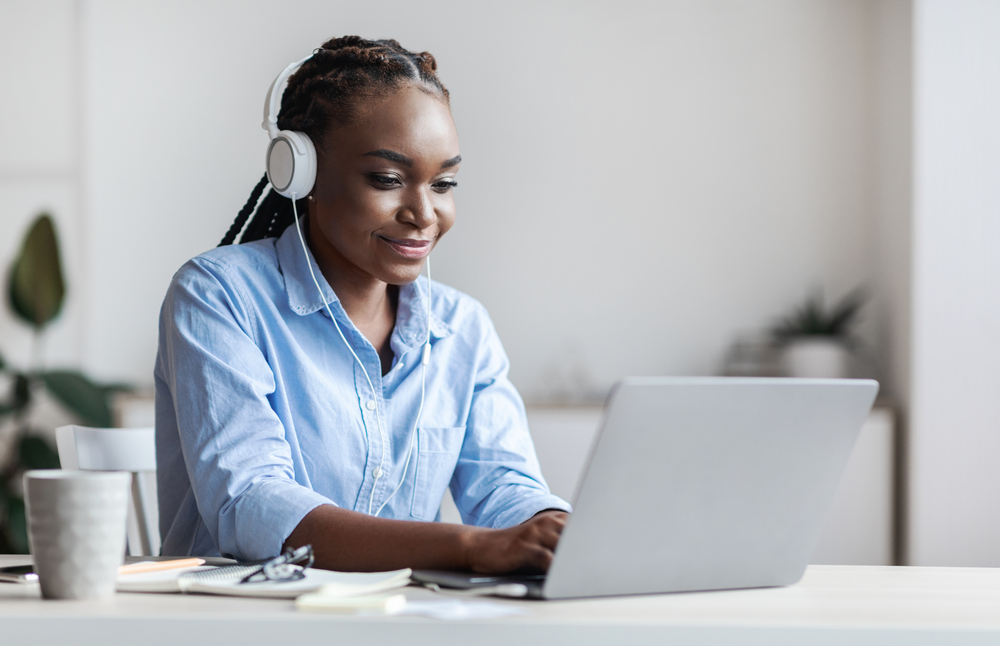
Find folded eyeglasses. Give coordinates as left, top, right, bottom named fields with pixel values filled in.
left=240, top=544, right=314, bottom=584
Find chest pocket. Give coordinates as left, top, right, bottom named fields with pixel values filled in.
left=410, top=426, right=465, bottom=521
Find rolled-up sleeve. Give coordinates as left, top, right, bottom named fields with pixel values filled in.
left=449, top=306, right=571, bottom=528
left=156, top=259, right=333, bottom=560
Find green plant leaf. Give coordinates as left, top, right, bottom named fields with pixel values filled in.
left=772, top=287, right=867, bottom=340
left=4, top=496, right=29, bottom=554
left=42, top=370, right=112, bottom=427
left=101, top=382, right=134, bottom=396
left=0, top=372, right=33, bottom=417
left=8, top=213, right=65, bottom=329
left=13, top=373, right=31, bottom=409
left=19, top=435, right=61, bottom=469
left=826, top=289, right=867, bottom=336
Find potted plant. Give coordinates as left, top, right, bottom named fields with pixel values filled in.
left=771, top=289, right=867, bottom=379
left=0, top=213, right=130, bottom=553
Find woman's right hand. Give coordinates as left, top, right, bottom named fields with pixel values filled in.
left=463, top=511, right=568, bottom=574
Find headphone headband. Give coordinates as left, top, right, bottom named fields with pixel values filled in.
left=262, top=54, right=314, bottom=139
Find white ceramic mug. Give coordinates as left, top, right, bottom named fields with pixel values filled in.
left=24, top=470, right=130, bottom=600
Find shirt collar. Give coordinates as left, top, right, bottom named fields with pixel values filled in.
left=275, top=221, right=452, bottom=346
left=275, top=220, right=338, bottom=316
left=395, top=278, right=452, bottom=350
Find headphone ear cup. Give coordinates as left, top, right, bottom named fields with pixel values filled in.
left=266, top=130, right=316, bottom=199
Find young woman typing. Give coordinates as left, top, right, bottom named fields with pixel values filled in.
left=154, top=36, right=570, bottom=573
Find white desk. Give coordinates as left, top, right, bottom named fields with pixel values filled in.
left=3, top=557, right=1000, bottom=645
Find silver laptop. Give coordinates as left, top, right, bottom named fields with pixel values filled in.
left=414, top=376, right=879, bottom=599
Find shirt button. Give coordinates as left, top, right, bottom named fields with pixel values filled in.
left=373, top=467, right=383, bottom=478
left=365, top=400, right=376, bottom=411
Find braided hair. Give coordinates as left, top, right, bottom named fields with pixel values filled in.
left=219, top=36, right=450, bottom=246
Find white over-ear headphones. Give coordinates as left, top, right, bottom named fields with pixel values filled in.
left=262, top=55, right=317, bottom=199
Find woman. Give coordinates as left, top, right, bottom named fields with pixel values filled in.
left=155, top=36, right=570, bottom=572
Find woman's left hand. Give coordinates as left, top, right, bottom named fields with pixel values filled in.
left=462, top=510, right=568, bottom=574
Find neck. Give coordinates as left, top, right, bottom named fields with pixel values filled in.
left=332, top=274, right=397, bottom=330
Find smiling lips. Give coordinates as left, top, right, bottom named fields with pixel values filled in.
left=380, top=235, right=433, bottom=259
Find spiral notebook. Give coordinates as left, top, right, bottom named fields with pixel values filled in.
left=117, top=563, right=412, bottom=599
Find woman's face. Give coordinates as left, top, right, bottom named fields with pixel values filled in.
left=307, top=84, right=461, bottom=288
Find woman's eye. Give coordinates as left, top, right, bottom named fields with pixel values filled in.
left=433, top=180, right=458, bottom=193
left=369, top=174, right=402, bottom=188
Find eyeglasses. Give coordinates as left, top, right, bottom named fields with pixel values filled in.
left=240, top=544, right=314, bottom=584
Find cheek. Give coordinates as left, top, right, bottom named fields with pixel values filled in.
left=326, top=186, right=397, bottom=233
left=335, top=178, right=381, bottom=212
left=367, top=191, right=406, bottom=216
left=437, top=199, right=457, bottom=236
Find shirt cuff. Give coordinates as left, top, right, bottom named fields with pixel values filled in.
left=227, top=479, right=336, bottom=561
left=490, top=493, right=573, bottom=529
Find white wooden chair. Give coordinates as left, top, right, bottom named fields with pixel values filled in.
left=55, top=425, right=160, bottom=556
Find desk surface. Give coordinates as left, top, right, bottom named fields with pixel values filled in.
left=3, top=556, right=1000, bottom=646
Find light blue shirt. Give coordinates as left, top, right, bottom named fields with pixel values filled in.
left=154, top=223, right=569, bottom=560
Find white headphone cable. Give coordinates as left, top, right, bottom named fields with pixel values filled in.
left=290, top=199, right=388, bottom=515
left=375, top=256, right=431, bottom=517
left=290, top=197, right=430, bottom=517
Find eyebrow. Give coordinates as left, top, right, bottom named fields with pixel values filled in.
left=363, top=149, right=413, bottom=167
left=362, top=149, right=462, bottom=170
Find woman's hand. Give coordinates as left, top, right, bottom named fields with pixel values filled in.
left=463, top=511, right=568, bottom=574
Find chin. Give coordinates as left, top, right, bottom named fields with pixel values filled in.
left=381, top=265, right=426, bottom=286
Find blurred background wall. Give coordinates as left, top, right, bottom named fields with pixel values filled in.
left=0, top=0, right=997, bottom=565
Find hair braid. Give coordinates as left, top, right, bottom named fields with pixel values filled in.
left=219, top=174, right=268, bottom=246
left=265, top=198, right=298, bottom=238
left=239, top=189, right=287, bottom=244
left=219, top=35, right=449, bottom=246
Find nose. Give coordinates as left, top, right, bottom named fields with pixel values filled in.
left=400, top=186, right=437, bottom=229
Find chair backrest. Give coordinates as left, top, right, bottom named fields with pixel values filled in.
left=55, top=425, right=160, bottom=557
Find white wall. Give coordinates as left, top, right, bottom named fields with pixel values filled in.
left=872, top=0, right=912, bottom=562
left=70, top=0, right=883, bottom=402
left=0, top=0, right=83, bottom=373
left=908, top=0, right=1000, bottom=566
left=873, top=0, right=913, bottom=416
